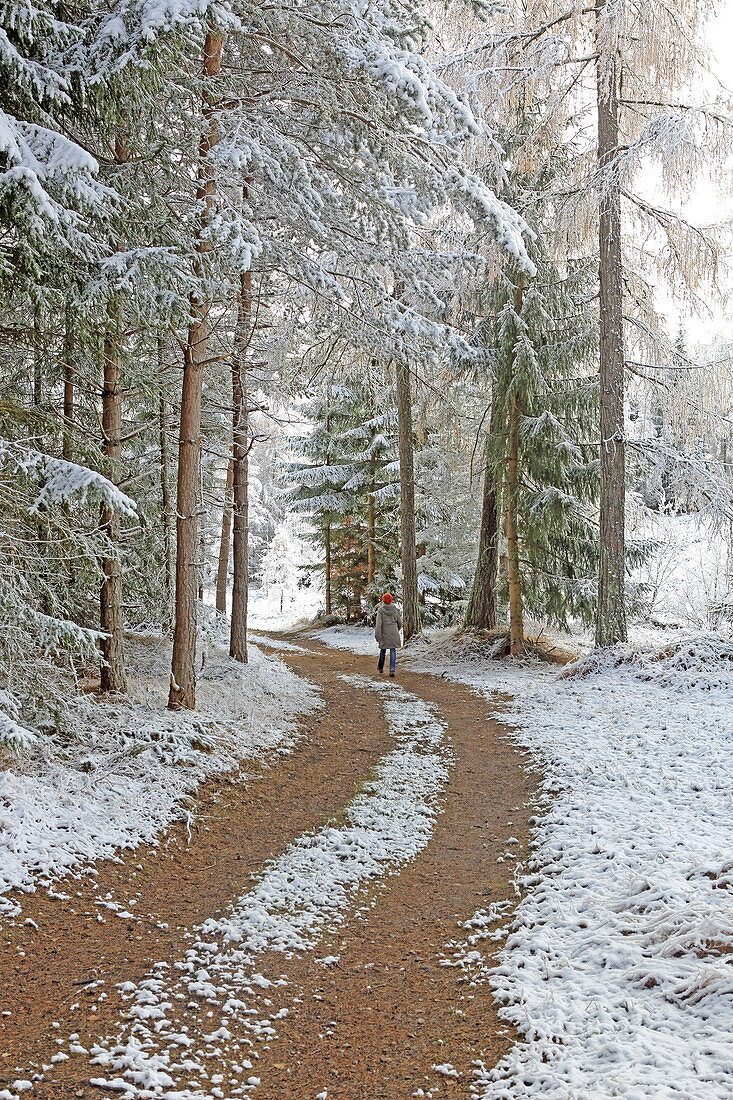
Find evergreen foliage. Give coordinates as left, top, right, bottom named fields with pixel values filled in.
left=483, top=257, right=599, bottom=628
left=282, top=381, right=400, bottom=619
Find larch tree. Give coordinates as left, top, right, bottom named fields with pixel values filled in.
left=440, top=0, right=726, bottom=647
left=594, top=0, right=626, bottom=646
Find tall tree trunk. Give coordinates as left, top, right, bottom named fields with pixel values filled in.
left=215, top=459, right=233, bottom=614
left=395, top=357, right=421, bottom=641
left=504, top=390, right=524, bottom=655
left=465, top=428, right=499, bottom=631
left=595, top=7, right=627, bottom=647
left=33, top=306, right=51, bottom=612
left=230, top=268, right=251, bottom=662
left=158, top=339, right=175, bottom=625
left=62, top=306, right=74, bottom=460
left=99, top=134, right=130, bottom=694
left=99, top=292, right=127, bottom=692
left=324, top=520, right=332, bottom=614
left=33, top=305, right=43, bottom=415
left=169, top=29, right=223, bottom=709
left=367, top=479, right=376, bottom=586
left=171, top=305, right=208, bottom=709
left=504, top=281, right=525, bottom=656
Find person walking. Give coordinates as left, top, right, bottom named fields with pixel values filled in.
left=375, top=592, right=402, bottom=677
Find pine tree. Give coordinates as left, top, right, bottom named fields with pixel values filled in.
left=282, top=377, right=401, bottom=619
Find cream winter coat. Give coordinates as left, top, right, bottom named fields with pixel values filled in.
left=375, top=602, right=402, bottom=649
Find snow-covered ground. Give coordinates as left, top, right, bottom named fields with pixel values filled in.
left=0, top=639, right=318, bottom=916
left=311, top=624, right=733, bottom=1097
left=246, top=584, right=322, bottom=633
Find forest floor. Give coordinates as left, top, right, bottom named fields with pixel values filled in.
left=0, top=635, right=535, bottom=1100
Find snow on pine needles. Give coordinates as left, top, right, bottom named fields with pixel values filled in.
left=0, top=640, right=318, bottom=916
left=58, top=676, right=451, bottom=1098
left=435, top=637, right=733, bottom=1099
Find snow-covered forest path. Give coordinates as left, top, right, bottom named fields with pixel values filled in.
left=1, top=637, right=535, bottom=1099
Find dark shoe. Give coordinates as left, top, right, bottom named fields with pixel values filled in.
left=389, top=671, right=395, bottom=677
left=377, top=666, right=383, bottom=674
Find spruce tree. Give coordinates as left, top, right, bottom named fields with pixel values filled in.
left=482, top=257, right=598, bottom=642
left=282, top=387, right=358, bottom=616
left=283, top=381, right=400, bottom=620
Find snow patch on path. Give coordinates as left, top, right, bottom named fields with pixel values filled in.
left=63, top=677, right=451, bottom=1098
left=310, top=625, right=378, bottom=656
left=249, top=634, right=309, bottom=653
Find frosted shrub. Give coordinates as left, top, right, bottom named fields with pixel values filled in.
left=0, top=440, right=136, bottom=748
left=562, top=633, right=733, bottom=693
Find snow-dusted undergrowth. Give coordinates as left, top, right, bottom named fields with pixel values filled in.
left=75, top=676, right=450, bottom=1098
left=0, top=642, right=318, bottom=916
left=424, top=638, right=733, bottom=1099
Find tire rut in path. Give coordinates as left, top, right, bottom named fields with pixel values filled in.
left=248, top=639, right=537, bottom=1100
left=0, top=661, right=393, bottom=1093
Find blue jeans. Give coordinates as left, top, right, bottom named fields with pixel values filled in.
left=378, top=648, right=396, bottom=674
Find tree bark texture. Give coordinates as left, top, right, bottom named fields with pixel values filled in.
left=158, top=339, right=175, bottom=626
left=169, top=29, right=223, bottom=709
left=215, top=459, right=233, bottom=614
left=464, top=428, right=499, bottom=631
left=503, top=280, right=525, bottom=655
left=367, top=481, right=376, bottom=586
left=99, top=290, right=127, bottom=692
left=99, top=133, right=129, bottom=694
left=395, top=356, right=422, bottom=641
left=504, top=390, right=524, bottom=656
left=325, top=520, right=332, bottom=615
left=595, top=6, right=627, bottom=647
left=62, top=306, right=74, bottom=461
left=230, top=268, right=251, bottom=663
left=33, top=305, right=43, bottom=414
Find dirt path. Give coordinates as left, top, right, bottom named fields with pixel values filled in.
left=0, top=636, right=536, bottom=1099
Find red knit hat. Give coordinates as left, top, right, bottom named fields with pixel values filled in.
left=381, top=593, right=393, bottom=604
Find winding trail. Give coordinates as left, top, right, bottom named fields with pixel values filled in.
left=0, top=635, right=536, bottom=1100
